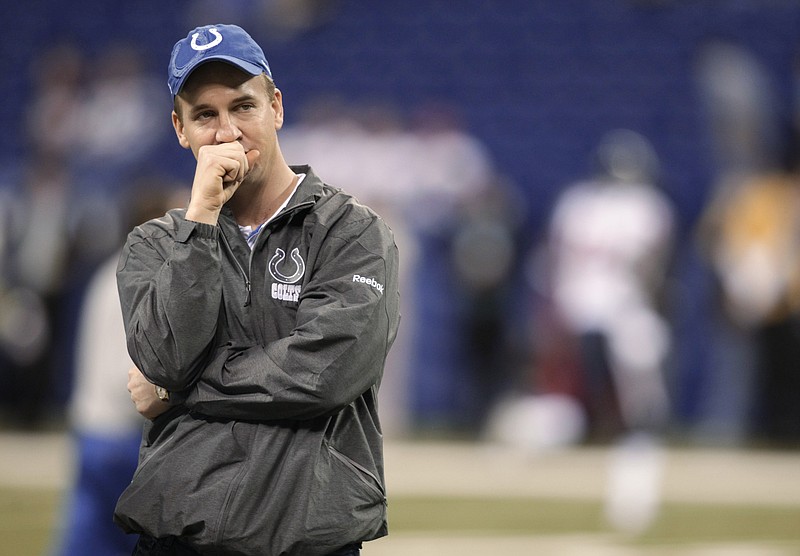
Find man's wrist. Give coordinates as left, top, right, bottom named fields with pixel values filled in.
left=155, top=385, right=170, bottom=402
left=185, top=205, right=220, bottom=225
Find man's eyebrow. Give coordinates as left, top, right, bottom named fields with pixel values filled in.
left=189, top=103, right=213, bottom=116
left=230, top=94, right=258, bottom=104
left=188, top=95, right=258, bottom=115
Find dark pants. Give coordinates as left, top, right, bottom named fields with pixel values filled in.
left=132, top=534, right=361, bottom=555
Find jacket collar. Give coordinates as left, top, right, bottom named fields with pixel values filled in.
left=286, top=165, right=325, bottom=211
left=218, top=164, right=323, bottom=225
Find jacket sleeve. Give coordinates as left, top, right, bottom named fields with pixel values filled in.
left=116, top=217, right=223, bottom=391
left=185, top=215, right=401, bottom=421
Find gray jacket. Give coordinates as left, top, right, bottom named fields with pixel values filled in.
left=113, top=166, right=400, bottom=556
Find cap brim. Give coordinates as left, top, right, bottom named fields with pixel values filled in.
left=172, top=56, right=266, bottom=96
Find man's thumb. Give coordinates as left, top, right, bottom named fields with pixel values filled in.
left=246, top=149, right=261, bottom=169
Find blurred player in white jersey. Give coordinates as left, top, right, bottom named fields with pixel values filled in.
left=547, top=129, right=676, bottom=533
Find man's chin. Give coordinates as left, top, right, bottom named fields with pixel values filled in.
left=242, top=168, right=264, bottom=188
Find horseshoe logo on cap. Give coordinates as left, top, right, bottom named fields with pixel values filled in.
left=191, top=28, right=222, bottom=51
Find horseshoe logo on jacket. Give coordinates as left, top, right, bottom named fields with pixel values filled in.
left=268, top=248, right=305, bottom=284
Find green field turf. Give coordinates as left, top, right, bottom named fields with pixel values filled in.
left=0, top=488, right=61, bottom=556
left=4, top=488, right=799, bottom=556
left=388, top=495, right=800, bottom=545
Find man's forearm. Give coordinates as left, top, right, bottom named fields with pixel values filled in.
left=119, top=222, right=223, bottom=391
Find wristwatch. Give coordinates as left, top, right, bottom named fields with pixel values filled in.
left=155, top=385, right=170, bottom=402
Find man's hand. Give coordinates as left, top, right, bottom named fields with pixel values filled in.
left=128, top=366, right=171, bottom=420
left=186, top=142, right=260, bottom=225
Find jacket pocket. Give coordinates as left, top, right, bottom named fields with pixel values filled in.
left=303, top=442, right=387, bottom=545
left=113, top=414, right=250, bottom=546
left=327, top=445, right=386, bottom=501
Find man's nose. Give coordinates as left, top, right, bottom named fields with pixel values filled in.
left=215, top=114, right=242, bottom=143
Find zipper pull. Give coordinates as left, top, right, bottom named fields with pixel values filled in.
left=244, top=278, right=252, bottom=307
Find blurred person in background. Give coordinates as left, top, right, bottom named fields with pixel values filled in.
left=0, top=153, right=75, bottom=427
left=694, top=39, right=800, bottom=445
left=545, top=129, right=675, bottom=442
left=51, top=181, right=187, bottom=556
left=448, top=175, right=527, bottom=432
left=698, top=163, right=800, bottom=446
left=1, top=43, right=87, bottom=425
left=542, top=129, right=677, bottom=533
left=71, top=42, right=167, bottom=194
left=0, top=40, right=143, bottom=428
left=24, top=42, right=85, bottom=162
left=401, top=101, right=505, bottom=434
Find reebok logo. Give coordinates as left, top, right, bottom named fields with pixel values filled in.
left=353, top=274, right=384, bottom=294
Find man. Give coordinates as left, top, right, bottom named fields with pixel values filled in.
left=115, top=24, right=400, bottom=556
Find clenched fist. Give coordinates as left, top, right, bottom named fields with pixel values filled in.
left=186, top=142, right=261, bottom=225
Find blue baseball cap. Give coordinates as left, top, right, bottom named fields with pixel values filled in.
left=168, top=24, right=272, bottom=97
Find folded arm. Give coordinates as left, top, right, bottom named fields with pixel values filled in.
left=186, top=217, right=400, bottom=421
left=117, top=216, right=222, bottom=391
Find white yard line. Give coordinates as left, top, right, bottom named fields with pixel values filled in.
left=0, top=431, right=73, bottom=489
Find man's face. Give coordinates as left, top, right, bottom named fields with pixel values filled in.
left=172, top=63, right=283, bottom=187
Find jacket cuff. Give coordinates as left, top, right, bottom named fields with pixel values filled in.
left=176, top=220, right=218, bottom=243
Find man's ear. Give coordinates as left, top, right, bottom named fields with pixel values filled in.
left=172, top=110, right=191, bottom=149
left=272, top=88, right=285, bottom=130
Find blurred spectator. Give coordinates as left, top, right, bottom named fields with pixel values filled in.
left=24, top=42, right=86, bottom=161
left=71, top=42, right=167, bottom=194
left=52, top=253, right=141, bottom=556
left=2, top=41, right=81, bottom=423
left=403, top=102, right=508, bottom=434
left=0, top=150, right=127, bottom=427
left=0, top=39, right=154, bottom=426
left=0, top=153, right=75, bottom=426
left=51, top=181, right=188, bottom=556
left=449, top=176, right=527, bottom=430
left=693, top=39, right=799, bottom=445
left=540, top=129, right=676, bottom=534
left=699, top=170, right=800, bottom=445
left=25, top=40, right=168, bottom=197
left=543, top=129, right=675, bottom=440
left=694, top=40, right=783, bottom=178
